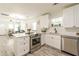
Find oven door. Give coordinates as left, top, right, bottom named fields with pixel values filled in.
left=31, top=38, right=41, bottom=49
left=32, top=38, right=40, bottom=45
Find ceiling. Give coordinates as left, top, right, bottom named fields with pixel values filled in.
left=0, top=3, right=75, bottom=19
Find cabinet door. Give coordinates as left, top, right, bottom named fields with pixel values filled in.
left=24, top=37, right=29, bottom=53
left=41, top=33, right=46, bottom=45
left=52, top=35, right=61, bottom=50
left=63, top=7, right=75, bottom=27
left=14, top=37, right=23, bottom=55
left=45, top=34, right=51, bottom=45
left=74, top=5, right=79, bottom=27
left=0, top=36, right=9, bottom=56
left=14, top=37, right=29, bottom=56
left=40, top=15, right=49, bottom=28
left=47, top=35, right=55, bottom=47
left=45, top=35, right=55, bottom=47
left=45, top=34, right=61, bottom=50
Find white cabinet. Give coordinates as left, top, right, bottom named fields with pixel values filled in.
left=41, top=33, right=46, bottom=45
left=0, top=35, right=30, bottom=56
left=74, top=5, right=79, bottom=27
left=39, top=15, right=49, bottom=29
left=14, top=36, right=29, bottom=56
left=45, top=34, right=61, bottom=50
left=45, top=34, right=52, bottom=46
left=63, top=6, right=75, bottom=27
left=0, top=36, right=9, bottom=56
left=63, top=4, right=79, bottom=27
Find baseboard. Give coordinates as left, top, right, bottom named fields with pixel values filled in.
left=61, top=50, right=76, bottom=56
left=41, top=44, right=46, bottom=47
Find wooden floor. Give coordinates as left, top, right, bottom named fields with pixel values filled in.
left=27, top=45, right=71, bottom=56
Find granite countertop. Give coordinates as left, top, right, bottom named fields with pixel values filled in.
left=46, top=32, right=61, bottom=36
left=61, top=35, right=79, bottom=39
left=46, top=32, right=79, bottom=38
left=11, top=33, right=29, bottom=38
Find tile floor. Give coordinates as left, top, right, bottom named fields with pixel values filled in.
left=27, top=45, right=71, bottom=56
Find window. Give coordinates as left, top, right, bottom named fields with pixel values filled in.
left=20, top=21, right=26, bottom=31
left=32, top=22, right=37, bottom=30
left=8, top=20, right=26, bottom=33
left=51, top=17, right=63, bottom=27
left=14, top=22, right=20, bottom=32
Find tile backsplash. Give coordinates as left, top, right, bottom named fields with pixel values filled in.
left=47, top=27, right=79, bottom=36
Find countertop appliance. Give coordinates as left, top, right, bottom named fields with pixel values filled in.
left=62, top=35, right=79, bottom=55
left=30, top=34, right=41, bottom=53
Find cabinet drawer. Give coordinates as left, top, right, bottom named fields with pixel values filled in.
left=15, top=45, right=29, bottom=56
left=15, top=40, right=29, bottom=48
left=15, top=48, right=25, bottom=56
left=14, top=37, right=29, bottom=56
left=46, top=34, right=61, bottom=50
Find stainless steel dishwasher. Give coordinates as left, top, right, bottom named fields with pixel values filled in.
left=62, top=35, right=79, bottom=55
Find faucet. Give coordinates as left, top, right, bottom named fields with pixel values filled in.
left=54, top=28, right=57, bottom=33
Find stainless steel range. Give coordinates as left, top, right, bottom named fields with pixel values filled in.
left=30, top=34, right=41, bottom=53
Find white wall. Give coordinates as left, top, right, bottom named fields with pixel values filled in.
left=0, top=15, right=11, bottom=35
left=25, top=19, right=37, bottom=29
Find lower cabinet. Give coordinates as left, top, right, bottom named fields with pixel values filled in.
left=41, top=33, right=46, bottom=45
left=0, top=36, right=9, bottom=56
left=0, top=35, right=30, bottom=56
left=14, top=36, right=29, bottom=56
left=45, top=34, right=61, bottom=50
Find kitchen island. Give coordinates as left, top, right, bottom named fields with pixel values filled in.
left=8, top=33, right=30, bottom=56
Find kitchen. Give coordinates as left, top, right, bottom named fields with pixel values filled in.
left=0, top=3, right=79, bottom=56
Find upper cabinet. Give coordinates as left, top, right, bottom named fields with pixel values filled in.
left=63, top=4, right=79, bottom=27
left=63, top=6, right=75, bottom=27
left=74, top=5, right=79, bottom=27
left=37, top=14, right=50, bottom=33
left=39, top=14, right=50, bottom=29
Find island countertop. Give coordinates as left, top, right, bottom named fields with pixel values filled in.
left=10, top=33, right=29, bottom=38
left=61, top=35, right=79, bottom=39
